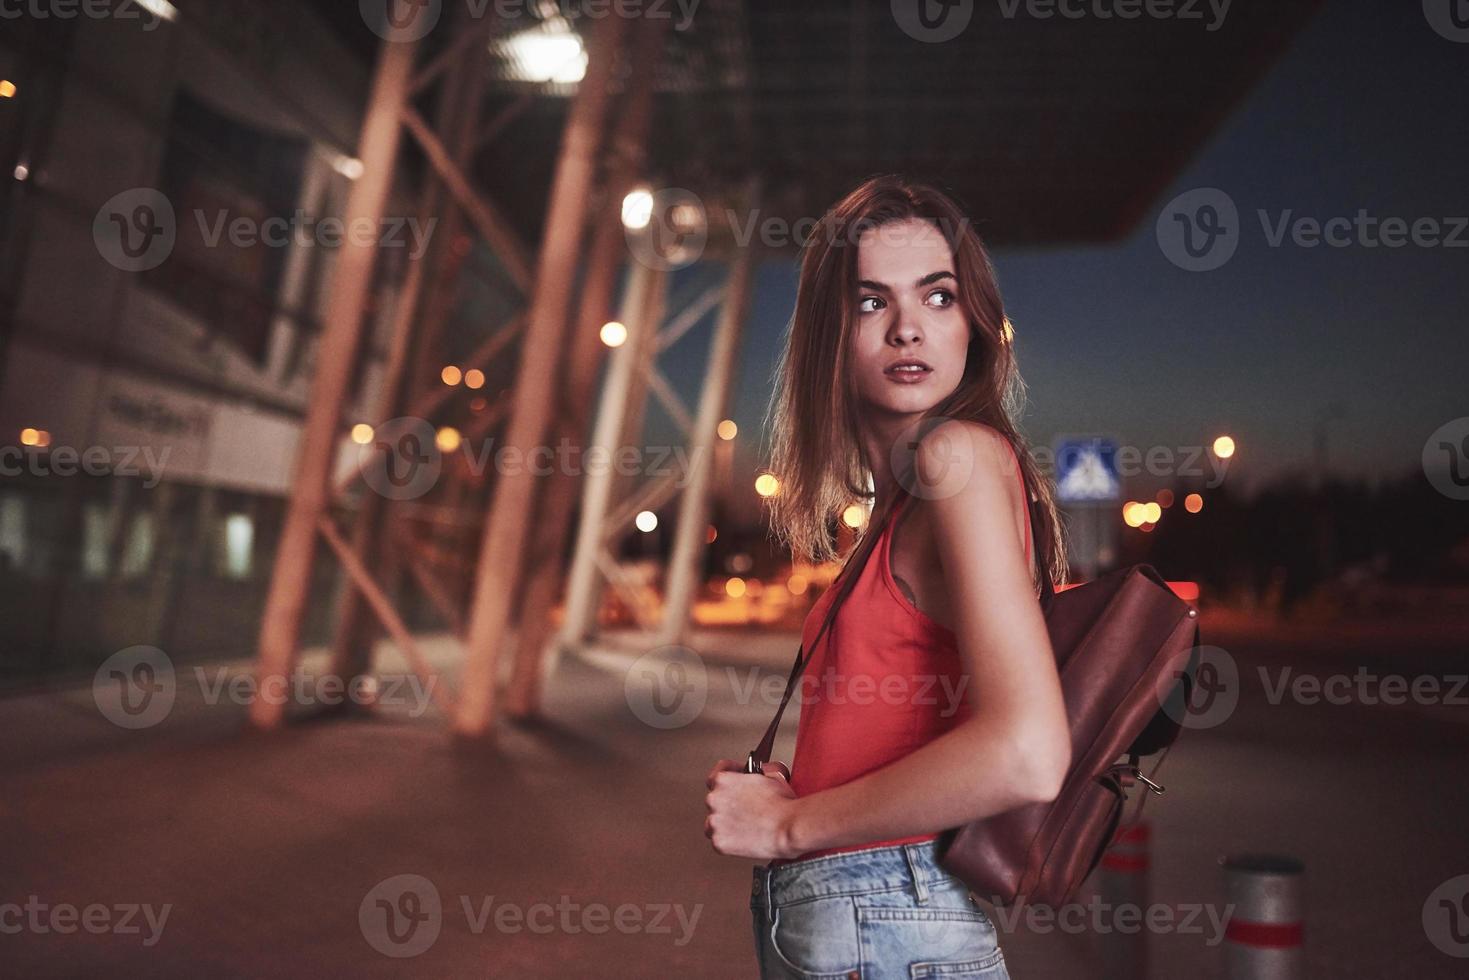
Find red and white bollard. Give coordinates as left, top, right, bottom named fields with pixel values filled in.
left=1100, top=821, right=1150, bottom=980
left=1222, top=854, right=1304, bottom=980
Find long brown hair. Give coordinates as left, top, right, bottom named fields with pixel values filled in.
left=764, top=174, right=1067, bottom=591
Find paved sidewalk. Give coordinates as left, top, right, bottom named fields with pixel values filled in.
left=3, top=620, right=1465, bottom=977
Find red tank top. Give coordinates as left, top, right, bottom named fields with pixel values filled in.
left=774, top=450, right=1033, bottom=864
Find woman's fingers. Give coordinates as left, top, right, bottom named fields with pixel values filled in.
left=705, top=758, right=743, bottom=789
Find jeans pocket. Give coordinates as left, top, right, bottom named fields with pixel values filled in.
left=768, top=895, right=861, bottom=979
left=856, top=906, right=1006, bottom=979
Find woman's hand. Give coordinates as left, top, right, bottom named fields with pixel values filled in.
left=704, top=758, right=800, bottom=860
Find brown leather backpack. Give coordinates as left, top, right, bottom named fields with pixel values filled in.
left=746, top=495, right=1201, bottom=910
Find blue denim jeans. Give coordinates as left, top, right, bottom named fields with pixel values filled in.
left=750, top=839, right=1010, bottom=979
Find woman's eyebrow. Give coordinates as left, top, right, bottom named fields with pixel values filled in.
left=857, top=270, right=956, bottom=292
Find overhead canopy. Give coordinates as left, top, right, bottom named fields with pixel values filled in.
left=312, top=0, right=1325, bottom=250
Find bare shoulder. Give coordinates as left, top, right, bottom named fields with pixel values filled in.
left=913, top=419, right=1021, bottom=505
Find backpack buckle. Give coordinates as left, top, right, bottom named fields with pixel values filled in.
left=1133, top=769, right=1166, bottom=796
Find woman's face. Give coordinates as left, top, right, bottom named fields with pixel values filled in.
left=850, top=217, right=970, bottom=421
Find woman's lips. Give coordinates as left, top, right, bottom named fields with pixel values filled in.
left=881, top=365, right=928, bottom=384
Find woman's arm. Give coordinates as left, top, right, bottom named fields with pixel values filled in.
left=705, top=421, right=1071, bottom=860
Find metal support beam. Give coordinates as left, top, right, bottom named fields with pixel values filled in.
left=329, top=33, right=484, bottom=684
left=556, top=260, right=666, bottom=650
left=401, top=106, right=535, bottom=291
left=503, top=13, right=670, bottom=718
left=452, top=14, right=631, bottom=738
left=657, top=186, right=760, bottom=646
left=249, top=24, right=421, bottom=731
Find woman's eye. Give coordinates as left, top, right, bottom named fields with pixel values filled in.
left=926, top=288, right=955, bottom=308
left=858, top=296, right=885, bottom=313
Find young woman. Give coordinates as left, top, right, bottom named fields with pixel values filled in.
left=703, top=175, right=1071, bottom=979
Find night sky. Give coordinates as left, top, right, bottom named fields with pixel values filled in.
left=696, top=0, right=1468, bottom=504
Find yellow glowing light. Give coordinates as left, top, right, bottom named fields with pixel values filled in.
left=435, top=427, right=462, bottom=453
left=787, top=574, right=809, bottom=596
left=19, top=427, right=40, bottom=446
left=441, top=365, right=462, bottom=386
left=0, top=81, right=16, bottom=99
left=754, top=473, right=780, bottom=498
left=1213, top=435, right=1236, bottom=459
left=1122, top=501, right=1145, bottom=528
left=1184, top=493, right=1204, bottom=514
left=725, top=577, right=747, bottom=599
left=1142, top=502, right=1162, bottom=524
left=717, top=419, right=738, bottom=440
left=841, top=504, right=867, bottom=529
left=350, top=423, right=374, bottom=445
left=464, top=368, right=485, bottom=389
left=622, top=189, right=654, bottom=230
left=600, top=320, right=628, bottom=348
left=635, top=510, right=658, bottom=533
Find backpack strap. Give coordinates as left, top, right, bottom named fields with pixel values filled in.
left=744, top=507, right=888, bottom=773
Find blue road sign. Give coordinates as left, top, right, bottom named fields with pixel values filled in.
left=1054, top=437, right=1121, bottom=503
